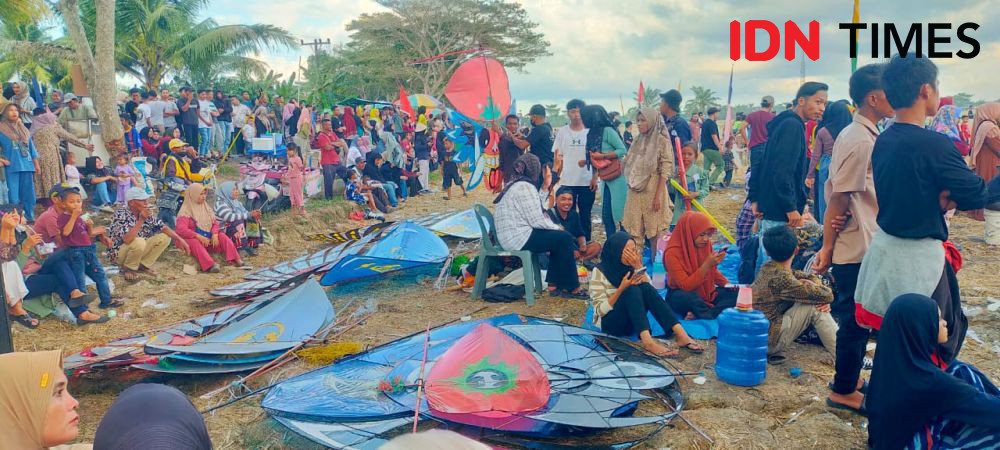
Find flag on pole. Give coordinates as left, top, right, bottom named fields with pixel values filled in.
left=398, top=86, right=415, bottom=120
left=851, top=0, right=860, bottom=74
left=619, top=95, right=626, bottom=117
left=677, top=80, right=682, bottom=93
left=637, top=81, right=645, bottom=105
left=722, top=65, right=735, bottom=145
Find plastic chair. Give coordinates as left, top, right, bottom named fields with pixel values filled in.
left=470, top=203, right=543, bottom=306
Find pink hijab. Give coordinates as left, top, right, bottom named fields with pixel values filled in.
left=971, top=103, right=1000, bottom=167
left=29, top=112, right=59, bottom=138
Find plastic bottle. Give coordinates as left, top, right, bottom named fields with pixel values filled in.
left=715, top=287, right=769, bottom=387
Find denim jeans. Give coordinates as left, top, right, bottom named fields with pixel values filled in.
left=68, top=245, right=111, bottom=305
left=322, top=164, right=344, bottom=200
left=6, top=171, right=36, bottom=220
left=381, top=181, right=399, bottom=207
left=398, top=176, right=409, bottom=199
left=215, top=121, right=233, bottom=153
left=815, top=154, right=831, bottom=223
left=198, top=127, right=212, bottom=156
left=90, top=181, right=113, bottom=208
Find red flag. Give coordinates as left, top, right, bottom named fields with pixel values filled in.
left=398, top=86, right=415, bottom=120
left=637, top=80, right=645, bottom=105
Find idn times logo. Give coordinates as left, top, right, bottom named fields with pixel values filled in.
left=729, top=20, right=981, bottom=62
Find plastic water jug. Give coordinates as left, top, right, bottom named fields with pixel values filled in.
left=715, top=288, right=769, bottom=386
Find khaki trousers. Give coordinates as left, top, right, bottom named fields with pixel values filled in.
left=117, top=233, right=171, bottom=271
left=771, top=303, right=838, bottom=356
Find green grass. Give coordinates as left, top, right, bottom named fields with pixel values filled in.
left=304, top=197, right=348, bottom=212
left=215, top=163, right=240, bottom=179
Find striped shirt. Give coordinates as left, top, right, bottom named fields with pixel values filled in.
left=587, top=269, right=617, bottom=330
left=494, top=182, right=557, bottom=251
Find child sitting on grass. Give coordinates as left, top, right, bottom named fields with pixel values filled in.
left=671, top=142, right=710, bottom=228
left=440, top=137, right=466, bottom=200
left=751, top=225, right=837, bottom=365
left=344, top=169, right=378, bottom=213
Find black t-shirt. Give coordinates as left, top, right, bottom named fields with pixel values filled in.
left=498, top=136, right=522, bottom=180
left=701, top=119, right=720, bottom=150
left=331, top=117, right=344, bottom=138
left=527, top=122, right=554, bottom=166
left=176, top=98, right=199, bottom=125
left=214, top=99, right=232, bottom=122
left=548, top=209, right=585, bottom=241
left=872, top=123, right=986, bottom=241
left=124, top=100, right=139, bottom=123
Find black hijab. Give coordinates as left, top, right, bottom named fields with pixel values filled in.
left=818, top=100, right=852, bottom=140
left=582, top=105, right=614, bottom=153
left=493, top=153, right=541, bottom=204
left=363, top=151, right=384, bottom=182
left=866, top=294, right=980, bottom=450
left=94, top=383, right=212, bottom=450
left=598, top=231, right=634, bottom=287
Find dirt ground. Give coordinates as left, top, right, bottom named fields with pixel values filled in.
left=13, top=164, right=1000, bottom=449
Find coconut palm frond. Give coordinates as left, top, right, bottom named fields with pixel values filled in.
left=0, top=0, right=49, bottom=27
left=177, top=23, right=297, bottom=64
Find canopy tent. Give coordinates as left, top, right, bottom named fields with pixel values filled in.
left=338, top=98, right=395, bottom=108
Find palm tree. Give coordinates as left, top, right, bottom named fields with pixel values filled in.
left=0, top=22, right=74, bottom=89
left=0, top=0, right=48, bottom=27
left=544, top=104, right=560, bottom=118
left=684, top=86, right=720, bottom=116
left=80, top=0, right=297, bottom=90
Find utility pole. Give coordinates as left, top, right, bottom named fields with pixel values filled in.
left=300, top=38, right=331, bottom=57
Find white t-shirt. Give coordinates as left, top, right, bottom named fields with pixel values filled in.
left=197, top=100, right=214, bottom=129
left=554, top=125, right=591, bottom=186
left=148, top=100, right=166, bottom=128
left=163, top=101, right=178, bottom=128
left=135, top=103, right=152, bottom=132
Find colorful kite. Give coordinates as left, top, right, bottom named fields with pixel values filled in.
left=444, top=56, right=512, bottom=123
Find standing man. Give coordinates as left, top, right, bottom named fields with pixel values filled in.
left=135, top=92, right=153, bottom=135
left=230, top=96, right=250, bottom=156
left=688, top=113, right=702, bottom=148
left=161, top=89, right=178, bottom=136
left=58, top=94, right=97, bottom=138
left=499, top=114, right=526, bottom=183
left=812, top=63, right=894, bottom=414
left=553, top=99, right=597, bottom=241
left=196, top=89, right=215, bottom=157
left=240, top=91, right=253, bottom=108
left=124, top=88, right=141, bottom=124
left=743, top=95, right=776, bottom=175
left=176, top=86, right=199, bottom=147
left=748, top=81, right=828, bottom=270
left=526, top=104, right=555, bottom=168
left=213, top=90, right=233, bottom=155
left=331, top=106, right=346, bottom=140
left=316, top=119, right=346, bottom=199
left=659, top=89, right=692, bottom=166
left=148, top=90, right=166, bottom=134
left=700, top=107, right=724, bottom=187
left=272, top=96, right=285, bottom=136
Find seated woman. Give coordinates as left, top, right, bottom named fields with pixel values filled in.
left=548, top=187, right=601, bottom=262
left=494, top=153, right=585, bottom=298
left=94, top=384, right=211, bottom=449
left=866, top=294, right=1000, bottom=450
left=175, top=183, right=242, bottom=273
left=83, top=156, right=116, bottom=213
left=0, top=350, right=90, bottom=449
left=215, top=181, right=261, bottom=257
left=590, top=232, right=702, bottom=357
left=663, top=212, right=736, bottom=319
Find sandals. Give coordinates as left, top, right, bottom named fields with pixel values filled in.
left=77, top=314, right=110, bottom=326
left=12, top=313, right=38, bottom=329
left=98, top=299, right=125, bottom=309
left=828, top=381, right=869, bottom=395
left=207, top=265, right=221, bottom=273
left=122, top=270, right=141, bottom=282
left=558, top=289, right=589, bottom=299
left=825, top=398, right=867, bottom=417
left=67, top=293, right=97, bottom=309
left=767, top=354, right=788, bottom=365
left=137, top=264, right=156, bottom=274
left=680, top=342, right=704, bottom=354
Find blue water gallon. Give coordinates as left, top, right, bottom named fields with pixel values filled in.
left=715, top=307, right=770, bottom=386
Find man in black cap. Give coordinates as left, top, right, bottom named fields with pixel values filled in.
left=701, top=106, right=724, bottom=187
left=525, top=104, right=555, bottom=169
left=659, top=90, right=691, bottom=168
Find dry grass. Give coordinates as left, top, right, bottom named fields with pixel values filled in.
left=15, top=167, right=1000, bottom=449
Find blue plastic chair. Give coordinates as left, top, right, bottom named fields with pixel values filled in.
left=470, top=203, right=543, bottom=306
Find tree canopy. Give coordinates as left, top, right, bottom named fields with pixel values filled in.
left=683, top=86, right=720, bottom=116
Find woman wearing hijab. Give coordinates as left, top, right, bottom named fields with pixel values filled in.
left=0, top=350, right=91, bottom=449
left=30, top=108, right=94, bottom=201
left=214, top=181, right=261, bottom=257
left=176, top=183, right=242, bottom=272
left=94, top=384, right=212, bottom=450
left=590, top=232, right=702, bottom=357
left=865, top=294, right=1000, bottom=450
left=622, top=108, right=672, bottom=263
left=807, top=101, right=851, bottom=222
left=343, top=106, right=359, bottom=147
left=9, top=81, right=37, bottom=126
left=663, top=212, right=736, bottom=319
left=929, top=105, right=971, bottom=156
left=970, top=103, right=1000, bottom=221
left=581, top=105, right=628, bottom=235
left=494, top=153, right=584, bottom=298
left=83, top=156, right=116, bottom=212
left=1, top=103, right=40, bottom=218
left=379, top=129, right=411, bottom=200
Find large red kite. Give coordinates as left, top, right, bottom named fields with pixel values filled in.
left=445, top=56, right=511, bottom=122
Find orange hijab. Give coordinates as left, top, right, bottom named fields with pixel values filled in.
left=665, top=211, right=717, bottom=302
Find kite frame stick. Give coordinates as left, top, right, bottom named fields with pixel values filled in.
left=221, top=127, right=243, bottom=162
left=412, top=322, right=432, bottom=433
left=669, top=179, right=736, bottom=245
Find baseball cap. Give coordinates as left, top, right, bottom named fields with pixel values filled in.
left=707, top=107, right=721, bottom=115
left=354, top=157, right=365, bottom=164
left=528, top=104, right=546, bottom=117
left=48, top=182, right=79, bottom=198
left=168, top=139, right=188, bottom=150
left=64, top=94, right=79, bottom=102
left=125, top=187, right=151, bottom=202
left=762, top=95, right=775, bottom=107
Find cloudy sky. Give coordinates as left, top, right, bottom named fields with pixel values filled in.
left=205, top=0, right=1000, bottom=113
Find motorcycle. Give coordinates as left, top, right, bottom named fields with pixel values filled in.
left=239, top=160, right=290, bottom=214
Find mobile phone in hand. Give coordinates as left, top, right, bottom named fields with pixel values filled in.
left=633, top=267, right=647, bottom=277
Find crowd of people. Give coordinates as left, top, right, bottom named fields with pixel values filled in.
left=3, top=51, right=1000, bottom=448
